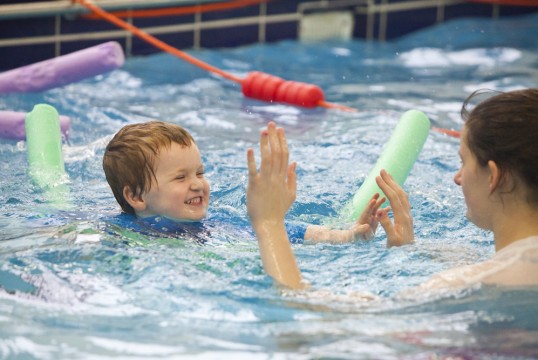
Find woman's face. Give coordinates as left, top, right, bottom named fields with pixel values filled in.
left=453, top=127, right=494, bottom=230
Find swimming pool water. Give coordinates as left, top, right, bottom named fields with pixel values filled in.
left=1, top=13, right=537, bottom=359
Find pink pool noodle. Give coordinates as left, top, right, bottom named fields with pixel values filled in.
left=0, top=41, right=124, bottom=93
left=0, top=110, right=70, bottom=140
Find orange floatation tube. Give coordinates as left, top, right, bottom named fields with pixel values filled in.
left=74, top=0, right=459, bottom=136
left=242, top=71, right=325, bottom=108
left=74, top=0, right=354, bottom=111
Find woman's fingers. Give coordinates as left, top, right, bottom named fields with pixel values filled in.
left=377, top=170, right=410, bottom=222
left=378, top=171, right=406, bottom=216
left=377, top=170, right=399, bottom=204
left=375, top=170, right=414, bottom=246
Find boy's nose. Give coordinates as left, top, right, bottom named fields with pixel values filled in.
left=190, top=177, right=203, bottom=190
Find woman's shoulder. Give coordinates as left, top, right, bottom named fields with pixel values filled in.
left=410, top=235, right=538, bottom=292
left=494, top=235, right=538, bottom=259
left=483, top=235, right=538, bottom=287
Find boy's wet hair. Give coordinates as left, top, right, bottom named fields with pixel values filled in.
left=103, top=121, right=195, bottom=214
left=461, top=88, right=538, bottom=206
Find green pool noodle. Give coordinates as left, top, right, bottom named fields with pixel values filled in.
left=25, top=104, right=70, bottom=209
left=343, top=109, right=430, bottom=221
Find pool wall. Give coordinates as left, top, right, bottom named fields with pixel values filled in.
left=0, top=0, right=536, bottom=71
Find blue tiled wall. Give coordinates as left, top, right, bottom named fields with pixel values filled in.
left=0, top=0, right=536, bottom=71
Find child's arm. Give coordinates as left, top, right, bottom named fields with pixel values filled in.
left=303, top=194, right=386, bottom=243
left=375, top=169, right=414, bottom=247
left=246, top=122, right=305, bottom=290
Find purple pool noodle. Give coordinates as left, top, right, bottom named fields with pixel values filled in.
left=0, top=41, right=124, bottom=94
left=0, top=110, right=70, bottom=141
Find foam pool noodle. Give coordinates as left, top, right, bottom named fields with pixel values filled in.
left=0, top=110, right=70, bottom=141
left=0, top=41, right=124, bottom=94
left=342, top=109, right=430, bottom=221
left=25, top=104, right=71, bottom=210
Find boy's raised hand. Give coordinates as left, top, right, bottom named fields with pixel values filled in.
left=246, top=122, right=303, bottom=289
left=247, top=122, right=296, bottom=229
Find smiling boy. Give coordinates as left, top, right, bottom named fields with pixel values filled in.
left=103, top=120, right=383, bottom=243
left=103, top=121, right=209, bottom=222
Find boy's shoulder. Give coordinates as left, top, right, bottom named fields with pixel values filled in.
left=106, top=213, right=210, bottom=243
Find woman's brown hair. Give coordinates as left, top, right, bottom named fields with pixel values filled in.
left=461, top=88, right=538, bottom=206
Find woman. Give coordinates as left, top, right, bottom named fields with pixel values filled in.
left=247, top=88, right=538, bottom=290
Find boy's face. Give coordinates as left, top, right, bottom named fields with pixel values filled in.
left=136, top=143, right=210, bottom=221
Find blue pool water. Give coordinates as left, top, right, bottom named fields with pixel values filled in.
left=1, top=13, right=538, bottom=359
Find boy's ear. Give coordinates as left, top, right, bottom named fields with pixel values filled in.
left=487, top=160, right=501, bottom=194
left=123, top=186, right=146, bottom=212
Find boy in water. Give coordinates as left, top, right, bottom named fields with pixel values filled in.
left=103, top=120, right=384, bottom=243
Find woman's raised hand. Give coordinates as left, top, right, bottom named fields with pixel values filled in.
left=375, top=170, right=414, bottom=247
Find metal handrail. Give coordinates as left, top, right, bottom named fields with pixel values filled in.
left=0, top=0, right=221, bottom=19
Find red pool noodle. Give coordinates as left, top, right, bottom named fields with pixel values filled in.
left=0, top=41, right=124, bottom=94
left=242, top=71, right=324, bottom=108
left=0, top=110, right=70, bottom=141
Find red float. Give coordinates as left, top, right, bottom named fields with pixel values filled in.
left=242, top=71, right=325, bottom=108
